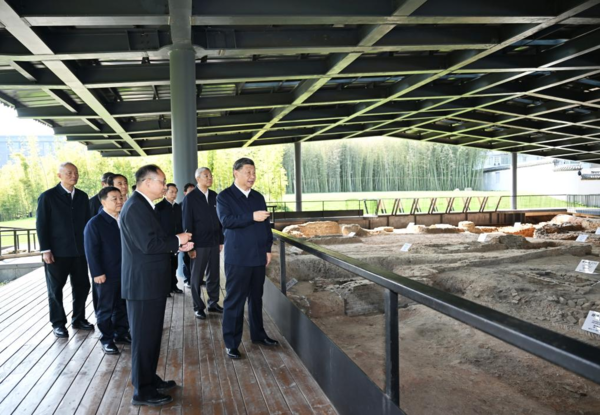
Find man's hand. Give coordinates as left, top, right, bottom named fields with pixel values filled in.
left=42, top=251, right=55, bottom=264
left=94, top=275, right=107, bottom=284
left=177, top=232, right=192, bottom=244
left=179, top=242, right=194, bottom=252
left=188, top=250, right=197, bottom=259
left=266, top=252, right=272, bottom=267
left=253, top=211, right=270, bottom=222
left=219, top=244, right=224, bottom=252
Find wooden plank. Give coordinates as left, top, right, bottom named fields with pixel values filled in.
left=0, top=280, right=47, bottom=318
left=0, top=287, right=53, bottom=333
left=239, top=321, right=291, bottom=415
left=0, top=268, right=44, bottom=299
left=95, top=345, right=132, bottom=415
left=262, top=314, right=337, bottom=415
left=180, top=288, right=202, bottom=415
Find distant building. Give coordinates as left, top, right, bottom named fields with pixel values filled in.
left=0, top=135, right=57, bottom=168
left=481, top=151, right=600, bottom=194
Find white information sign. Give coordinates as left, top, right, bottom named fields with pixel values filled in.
left=400, top=243, right=412, bottom=252
left=576, top=234, right=589, bottom=242
left=347, top=232, right=356, bottom=237
left=575, top=259, right=599, bottom=274
left=581, top=310, right=600, bottom=335
left=596, top=228, right=600, bottom=235
left=286, top=278, right=299, bottom=291
left=514, top=222, right=521, bottom=227
left=478, top=234, right=487, bottom=242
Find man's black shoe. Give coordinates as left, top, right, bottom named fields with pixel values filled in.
left=226, top=348, right=241, bottom=359
left=53, top=326, right=69, bottom=338
left=207, top=304, right=224, bottom=313
left=131, top=392, right=173, bottom=407
left=114, top=333, right=132, bottom=344
left=155, top=380, right=177, bottom=391
left=72, top=320, right=94, bottom=331
left=195, top=310, right=206, bottom=320
left=102, top=342, right=120, bottom=355
left=253, top=336, right=279, bottom=346
left=172, top=287, right=183, bottom=294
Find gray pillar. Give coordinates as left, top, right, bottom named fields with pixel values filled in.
left=169, top=46, right=197, bottom=202
left=511, top=152, right=518, bottom=210
left=294, top=141, right=302, bottom=212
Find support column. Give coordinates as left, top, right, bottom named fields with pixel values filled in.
left=511, top=152, right=518, bottom=210
left=169, top=0, right=196, bottom=203
left=294, top=141, right=302, bottom=212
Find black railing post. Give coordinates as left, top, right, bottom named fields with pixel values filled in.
left=385, top=288, right=400, bottom=407
left=27, top=230, right=31, bottom=253
left=280, top=240, right=287, bottom=296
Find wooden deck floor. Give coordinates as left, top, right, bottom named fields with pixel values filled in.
left=0, top=267, right=337, bottom=415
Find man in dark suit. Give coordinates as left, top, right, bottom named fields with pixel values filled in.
left=84, top=186, right=130, bottom=355
left=89, top=172, right=114, bottom=217
left=36, top=162, right=94, bottom=338
left=181, top=183, right=196, bottom=288
left=217, top=158, right=278, bottom=360
left=120, top=165, right=193, bottom=406
left=156, top=183, right=184, bottom=295
left=182, top=168, right=224, bottom=320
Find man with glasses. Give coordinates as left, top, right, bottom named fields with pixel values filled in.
left=182, top=167, right=224, bottom=320
left=120, top=165, right=193, bottom=406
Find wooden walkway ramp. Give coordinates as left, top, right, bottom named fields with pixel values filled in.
left=0, top=268, right=337, bottom=415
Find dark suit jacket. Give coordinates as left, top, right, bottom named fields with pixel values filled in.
left=216, top=184, right=273, bottom=267
left=156, top=199, right=183, bottom=236
left=84, top=209, right=121, bottom=280
left=36, top=183, right=91, bottom=257
left=89, top=193, right=102, bottom=217
left=182, top=187, right=224, bottom=248
left=120, top=191, right=180, bottom=300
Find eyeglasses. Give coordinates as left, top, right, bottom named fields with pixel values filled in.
left=146, top=177, right=166, bottom=185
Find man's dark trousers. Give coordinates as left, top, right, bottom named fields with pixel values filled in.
left=45, top=256, right=90, bottom=328
left=169, top=255, right=178, bottom=291
left=222, top=264, right=267, bottom=349
left=127, top=297, right=167, bottom=396
left=191, top=245, right=220, bottom=311
left=180, top=252, right=191, bottom=284
left=94, top=279, right=128, bottom=345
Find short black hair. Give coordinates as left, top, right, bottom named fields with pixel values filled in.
left=135, top=164, right=161, bottom=185
left=108, top=174, right=127, bottom=186
left=184, top=183, right=195, bottom=192
left=166, top=183, right=177, bottom=190
left=132, top=184, right=137, bottom=191
left=233, top=157, right=254, bottom=171
left=99, top=186, right=120, bottom=201
left=101, top=172, right=115, bottom=184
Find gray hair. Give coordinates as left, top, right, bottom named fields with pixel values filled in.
left=233, top=157, right=254, bottom=172
left=58, top=162, right=76, bottom=173
left=194, top=167, right=211, bottom=179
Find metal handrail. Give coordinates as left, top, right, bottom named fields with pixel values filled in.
left=0, top=227, right=38, bottom=256
left=273, top=229, right=600, bottom=409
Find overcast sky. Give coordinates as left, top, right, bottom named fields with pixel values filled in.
left=0, top=105, right=54, bottom=136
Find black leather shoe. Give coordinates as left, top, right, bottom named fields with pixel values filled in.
left=253, top=336, right=279, bottom=346
left=72, top=320, right=94, bottom=331
left=226, top=348, right=241, bottom=359
left=172, top=287, right=183, bottom=294
left=53, top=326, right=69, bottom=338
left=155, top=379, right=177, bottom=391
left=114, top=333, right=132, bottom=344
left=102, top=342, right=120, bottom=355
left=194, top=310, right=206, bottom=320
left=131, top=392, right=173, bottom=407
left=207, top=304, right=224, bottom=313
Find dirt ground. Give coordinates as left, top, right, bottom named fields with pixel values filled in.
left=268, top=231, right=600, bottom=415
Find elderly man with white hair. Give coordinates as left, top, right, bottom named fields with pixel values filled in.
left=181, top=167, right=224, bottom=320
left=36, top=162, right=93, bottom=338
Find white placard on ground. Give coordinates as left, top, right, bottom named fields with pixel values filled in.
left=582, top=310, right=600, bottom=335
left=478, top=234, right=487, bottom=242
left=514, top=222, right=521, bottom=227
left=286, top=278, right=299, bottom=290
left=576, top=234, right=589, bottom=242
left=596, top=228, right=600, bottom=235
left=400, top=243, right=412, bottom=252
left=347, top=232, right=356, bottom=237
left=575, top=259, right=599, bottom=274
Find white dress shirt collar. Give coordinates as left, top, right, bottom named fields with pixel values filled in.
left=198, top=185, right=210, bottom=202
left=234, top=182, right=251, bottom=198
left=136, top=190, right=156, bottom=209
left=102, top=208, right=120, bottom=228
left=60, top=183, right=75, bottom=199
